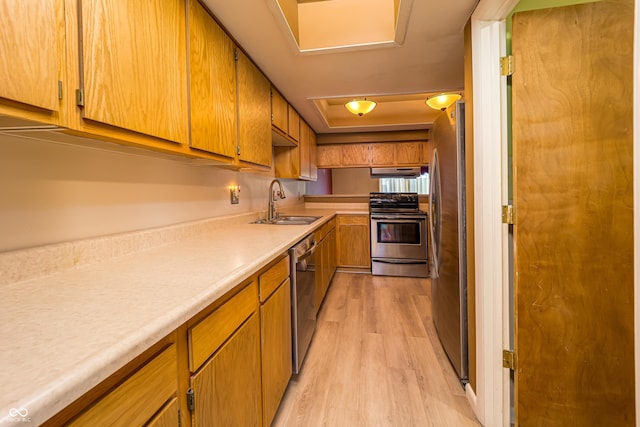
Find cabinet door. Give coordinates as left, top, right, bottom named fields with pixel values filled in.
left=288, top=104, right=300, bottom=142
left=309, top=129, right=318, bottom=180
left=341, top=144, right=370, bottom=166
left=188, top=0, right=237, bottom=158
left=260, top=279, right=292, bottom=426
left=336, top=215, right=371, bottom=269
left=69, top=344, right=177, bottom=426
left=370, top=143, right=395, bottom=166
left=80, top=0, right=188, bottom=144
left=314, top=236, right=326, bottom=314
left=271, top=88, right=288, bottom=133
left=0, top=0, right=64, bottom=123
left=237, top=50, right=272, bottom=167
left=395, top=142, right=423, bottom=165
left=316, top=145, right=341, bottom=168
left=299, top=120, right=311, bottom=178
left=191, top=314, right=261, bottom=426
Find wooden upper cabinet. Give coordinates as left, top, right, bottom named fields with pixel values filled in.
left=0, top=0, right=64, bottom=124
left=299, top=120, right=311, bottom=178
left=370, top=143, right=395, bottom=166
left=309, top=129, right=318, bottom=180
left=188, top=0, right=237, bottom=158
left=317, top=142, right=427, bottom=168
left=237, top=50, right=272, bottom=167
left=271, top=87, right=300, bottom=145
left=316, top=144, right=342, bottom=168
left=341, top=144, right=370, bottom=166
left=271, top=88, right=288, bottom=133
left=287, top=104, right=300, bottom=142
left=79, top=0, right=188, bottom=144
left=395, top=142, right=423, bottom=165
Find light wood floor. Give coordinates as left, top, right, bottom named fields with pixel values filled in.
left=273, top=272, right=480, bottom=427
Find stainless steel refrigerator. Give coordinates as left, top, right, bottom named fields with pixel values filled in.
left=429, top=100, right=468, bottom=383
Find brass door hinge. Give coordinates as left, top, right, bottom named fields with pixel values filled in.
left=75, top=88, right=85, bottom=107
left=57, top=81, right=63, bottom=100
left=503, top=349, right=517, bottom=370
left=500, top=55, right=514, bottom=76
left=234, top=49, right=238, bottom=62
left=186, top=388, right=195, bottom=411
left=502, top=205, right=515, bottom=224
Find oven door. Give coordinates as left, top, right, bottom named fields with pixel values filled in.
left=370, top=214, right=428, bottom=260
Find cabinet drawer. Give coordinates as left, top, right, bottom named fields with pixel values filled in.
left=189, top=281, right=258, bottom=371
left=314, top=218, right=336, bottom=242
left=259, top=255, right=290, bottom=302
left=337, top=214, right=369, bottom=226
left=70, top=344, right=177, bottom=426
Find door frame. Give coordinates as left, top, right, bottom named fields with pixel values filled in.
left=469, top=0, right=640, bottom=426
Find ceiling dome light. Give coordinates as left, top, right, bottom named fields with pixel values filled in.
left=345, top=98, right=376, bottom=116
left=425, top=93, right=462, bottom=111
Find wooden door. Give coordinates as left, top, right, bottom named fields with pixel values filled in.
left=260, top=279, right=292, bottom=426
left=511, top=1, right=634, bottom=425
left=188, top=0, right=237, bottom=158
left=80, top=0, right=188, bottom=144
left=191, top=314, right=261, bottom=426
left=395, top=142, right=423, bottom=165
left=237, top=50, right=272, bottom=167
left=370, top=143, right=395, bottom=166
left=0, top=0, right=64, bottom=123
left=342, top=143, right=370, bottom=166
left=300, top=120, right=311, bottom=178
left=271, top=88, right=288, bottom=133
left=316, top=145, right=342, bottom=168
left=309, top=129, right=318, bottom=180
left=336, top=214, right=371, bottom=269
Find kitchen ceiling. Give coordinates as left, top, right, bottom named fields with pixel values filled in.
left=200, top=0, right=478, bottom=135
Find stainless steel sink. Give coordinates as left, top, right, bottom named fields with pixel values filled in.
left=251, top=215, right=320, bottom=225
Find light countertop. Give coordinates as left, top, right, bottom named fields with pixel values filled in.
left=0, top=207, right=366, bottom=425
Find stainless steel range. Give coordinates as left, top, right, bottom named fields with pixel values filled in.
left=369, top=192, right=429, bottom=278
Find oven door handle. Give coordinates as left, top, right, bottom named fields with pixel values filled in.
left=372, top=259, right=428, bottom=265
left=371, top=216, right=426, bottom=221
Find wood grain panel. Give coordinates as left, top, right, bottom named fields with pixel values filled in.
left=395, top=142, right=423, bottom=165
left=341, top=144, right=370, bottom=166
left=336, top=214, right=370, bottom=268
left=512, top=1, right=634, bottom=425
left=316, top=145, right=342, bottom=168
left=80, top=0, right=188, bottom=144
left=370, top=143, right=395, bottom=166
left=309, top=129, right=318, bottom=180
left=191, top=314, right=262, bottom=427
left=261, top=279, right=293, bottom=426
left=259, top=255, right=290, bottom=302
left=237, top=50, right=272, bottom=167
left=69, top=344, right=177, bottom=426
left=288, top=104, right=300, bottom=142
left=188, top=281, right=258, bottom=371
left=0, top=0, right=60, bottom=112
left=300, top=120, right=311, bottom=178
left=271, top=88, right=288, bottom=133
left=147, top=398, right=178, bottom=427
left=188, top=0, right=237, bottom=157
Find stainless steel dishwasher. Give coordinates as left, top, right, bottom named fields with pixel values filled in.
left=289, top=233, right=317, bottom=374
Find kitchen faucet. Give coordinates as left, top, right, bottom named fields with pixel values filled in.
left=267, top=179, right=286, bottom=221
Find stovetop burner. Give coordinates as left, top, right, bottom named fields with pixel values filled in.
left=369, top=192, right=421, bottom=213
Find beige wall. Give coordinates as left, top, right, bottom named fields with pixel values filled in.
left=331, top=168, right=379, bottom=194
left=0, top=134, right=305, bottom=251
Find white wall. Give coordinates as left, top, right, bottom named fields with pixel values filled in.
left=331, top=167, right=379, bottom=194
left=0, top=134, right=305, bottom=252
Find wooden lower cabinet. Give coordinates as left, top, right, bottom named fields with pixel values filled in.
left=314, top=219, right=336, bottom=313
left=67, top=343, right=178, bottom=427
left=190, top=313, right=262, bottom=426
left=45, top=253, right=298, bottom=427
left=260, top=278, right=292, bottom=426
left=336, top=214, right=371, bottom=269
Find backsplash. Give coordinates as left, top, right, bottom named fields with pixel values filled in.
left=0, top=133, right=305, bottom=252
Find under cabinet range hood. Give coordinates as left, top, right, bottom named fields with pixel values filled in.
left=370, top=166, right=423, bottom=178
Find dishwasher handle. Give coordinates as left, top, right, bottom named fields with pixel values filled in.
left=296, top=240, right=317, bottom=262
